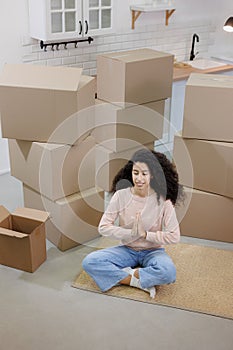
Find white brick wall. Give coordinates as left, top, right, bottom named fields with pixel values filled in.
left=22, top=20, right=216, bottom=75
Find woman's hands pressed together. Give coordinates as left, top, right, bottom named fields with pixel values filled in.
left=131, top=212, right=147, bottom=239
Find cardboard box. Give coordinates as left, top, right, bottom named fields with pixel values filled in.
left=8, top=135, right=96, bottom=201
left=23, top=185, right=104, bottom=250
left=0, top=64, right=95, bottom=144
left=97, top=48, right=174, bottom=105
left=95, top=141, right=154, bottom=192
left=173, top=134, right=233, bottom=198
left=175, top=187, right=233, bottom=243
left=0, top=206, right=48, bottom=272
left=182, top=73, right=233, bottom=142
left=43, top=220, right=79, bottom=251
left=92, top=99, right=165, bottom=152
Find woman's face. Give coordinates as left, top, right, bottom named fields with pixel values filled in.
left=132, top=162, right=152, bottom=195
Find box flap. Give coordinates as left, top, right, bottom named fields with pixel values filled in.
left=101, top=49, right=172, bottom=62
left=187, top=73, right=233, bottom=88
left=0, top=206, right=10, bottom=222
left=56, top=187, right=102, bottom=205
left=78, top=75, right=95, bottom=89
left=15, top=140, right=33, bottom=160
left=0, top=227, right=28, bottom=238
left=0, top=64, right=83, bottom=91
left=35, top=142, right=66, bottom=151
left=13, top=207, right=49, bottom=223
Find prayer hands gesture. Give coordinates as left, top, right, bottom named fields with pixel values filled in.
left=131, top=212, right=147, bottom=239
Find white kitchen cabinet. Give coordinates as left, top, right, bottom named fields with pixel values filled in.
left=169, top=79, right=186, bottom=144
left=28, top=0, right=115, bottom=41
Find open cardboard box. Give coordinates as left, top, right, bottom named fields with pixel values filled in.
left=0, top=64, right=95, bottom=144
left=23, top=185, right=104, bottom=251
left=0, top=206, right=49, bottom=272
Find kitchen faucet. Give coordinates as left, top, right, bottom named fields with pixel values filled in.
left=190, top=33, right=199, bottom=61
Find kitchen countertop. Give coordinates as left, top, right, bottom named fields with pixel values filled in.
left=93, top=63, right=233, bottom=96
left=173, top=64, right=233, bottom=81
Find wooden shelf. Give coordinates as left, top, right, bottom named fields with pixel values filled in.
left=130, top=4, right=175, bottom=29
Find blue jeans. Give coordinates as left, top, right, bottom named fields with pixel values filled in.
left=82, top=245, right=176, bottom=292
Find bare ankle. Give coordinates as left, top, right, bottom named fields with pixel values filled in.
left=120, top=275, right=131, bottom=285
left=133, top=268, right=139, bottom=279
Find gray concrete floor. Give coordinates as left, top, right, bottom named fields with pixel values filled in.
left=0, top=173, right=233, bottom=350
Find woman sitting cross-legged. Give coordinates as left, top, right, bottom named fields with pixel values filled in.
left=82, top=148, right=184, bottom=298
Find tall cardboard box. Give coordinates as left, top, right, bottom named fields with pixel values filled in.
left=175, top=187, right=233, bottom=243
left=0, top=64, right=95, bottom=143
left=97, top=48, right=174, bottom=105
left=173, top=134, right=233, bottom=198
left=8, top=135, right=96, bottom=201
left=92, top=99, right=165, bottom=152
left=182, top=73, right=233, bottom=142
left=95, top=141, right=154, bottom=192
left=0, top=206, right=48, bottom=272
left=43, top=220, right=79, bottom=251
left=23, top=185, right=104, bottom=250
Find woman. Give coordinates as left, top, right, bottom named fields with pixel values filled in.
left=82, top=148, right=184, bottom=298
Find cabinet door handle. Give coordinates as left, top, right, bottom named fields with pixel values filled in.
left=85, top=20, right=88, bottom=35
left=79, top=21, right=82, bottom=35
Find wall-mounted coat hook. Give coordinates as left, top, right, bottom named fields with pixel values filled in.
left=40, top=41, right=48, bottom=51
left=40, top=37, right=94, bottom=51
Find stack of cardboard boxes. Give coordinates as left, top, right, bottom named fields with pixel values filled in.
left=0, top=48, right=174, bottom=259
left=0, top=64, right=104, bottom=252
left=174, top=73, right=233, bottom=243
left=93, top=48, right=174, bottom=191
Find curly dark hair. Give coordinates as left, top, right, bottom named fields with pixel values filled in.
left=110, top=148, right=185, bottom=206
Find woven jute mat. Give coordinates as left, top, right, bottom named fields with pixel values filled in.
left=72, top=243, right=233, bottom=320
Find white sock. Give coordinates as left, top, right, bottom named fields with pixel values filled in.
left=122, top=268, right=156, bottom=299
left=122, top=266, right=135, bottom=275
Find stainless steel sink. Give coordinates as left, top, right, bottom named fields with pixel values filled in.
left=184, top=58, right=227, bottom=70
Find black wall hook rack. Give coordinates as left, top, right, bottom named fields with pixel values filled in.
left=40, top=37, right=94, bottom=51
